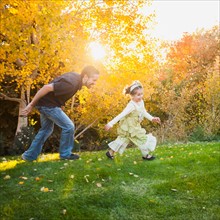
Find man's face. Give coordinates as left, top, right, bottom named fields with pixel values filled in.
left=83, top=74, right=99, bottom=88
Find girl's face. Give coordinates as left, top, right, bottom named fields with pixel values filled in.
left=131, top=88, right=144, bottom=102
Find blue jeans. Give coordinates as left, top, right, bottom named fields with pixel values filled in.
left=22, top=106, right=75, bottom=160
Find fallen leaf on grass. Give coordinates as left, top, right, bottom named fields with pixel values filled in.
left=41, top=187, right=49, bottom=192
left=40, top=187, right=53, bottom=192
left=84, top=175, right=89, bottom=183
left=70, top=175, right=74, bottom=179
left=18, top=181, right=24, bottom=185
left=133, top=161, right=137, bottom=165
left=96, top=183, right=102, bottom=188
left=35, top=177, right=40, bottom=181
left=149, top=200, right=156, bottom=203
left=171, top=189, right=178, bottom=192
left=133, top=175, right=139, bottom=178
left=129, top=172, right=134, bottom=176
left=3, top=175, right=11, bottom=180
left=62, top=209, right=67, bottom=215
left=20, top=176, right=28, bottom=180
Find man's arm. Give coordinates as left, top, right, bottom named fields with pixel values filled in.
left=21, top=84, right=54, bottom=116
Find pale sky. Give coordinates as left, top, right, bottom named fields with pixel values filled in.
left=148, top=0, right=219, bottom=41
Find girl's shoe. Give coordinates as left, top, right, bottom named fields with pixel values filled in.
left=142, top=155, right=156, bottom=160
left=106, top=151, right=114, bottom=159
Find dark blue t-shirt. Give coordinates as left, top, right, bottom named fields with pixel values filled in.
left=37, top=72, right=82, bottom=107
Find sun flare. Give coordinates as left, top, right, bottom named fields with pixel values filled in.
left=89, top=42, right=106, bottom=60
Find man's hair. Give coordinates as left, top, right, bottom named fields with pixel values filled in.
left=81, top=65, right=100, bottom=78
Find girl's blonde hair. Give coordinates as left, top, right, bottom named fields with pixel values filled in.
left=123, top=80, right=143, bottom=95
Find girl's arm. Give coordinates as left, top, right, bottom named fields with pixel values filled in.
left=143, top=108, right=154, bottom=121
left=105, top=102, right=135, bottom=130
left=143, top=103, right=161, bottom=124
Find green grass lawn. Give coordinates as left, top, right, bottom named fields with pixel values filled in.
left=0, top=142, right=219, bottom=220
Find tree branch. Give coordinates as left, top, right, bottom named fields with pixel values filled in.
left=74, top=117, right=100, bottom=140
left=0, top=92, right=23, bottom=104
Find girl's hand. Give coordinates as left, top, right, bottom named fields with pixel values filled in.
left=152, top=117, right=161, bottom=124
left=105, top=124, right=112, bottom=131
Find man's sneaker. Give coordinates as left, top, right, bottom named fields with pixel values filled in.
left=21, top=154, right=32, bottom=161
left=60, top=153, right=80, bottom=160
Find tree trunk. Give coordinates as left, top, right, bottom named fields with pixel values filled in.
left=0, top=87, right=27, bottom=135
left=16, top=88, right=28, bottom=134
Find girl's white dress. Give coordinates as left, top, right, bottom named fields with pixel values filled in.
left=107, top=100, right=156, bottom=156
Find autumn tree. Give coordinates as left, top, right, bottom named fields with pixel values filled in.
left=66, top=0, right=159, bottom=145
left=0, top=0, right=158, bottom=153
left=1, top=1, right=88, bottom=133
left=157, top=26, right=220, bottom=141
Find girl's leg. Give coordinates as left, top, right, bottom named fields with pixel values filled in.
left=106, top=137, right=129, bottom=159
left=139, top=134, right=157, bottom=159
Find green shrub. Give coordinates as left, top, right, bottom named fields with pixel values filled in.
left=12, top=126, right=36, bottom=155
left=189, top=126, right=205, bottom=142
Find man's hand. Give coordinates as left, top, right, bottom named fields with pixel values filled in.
left=152, top=117, right=161, bottom=124
left=21, top=103, right=34, bottom=116
left=20, top=84, right=54, bottom=116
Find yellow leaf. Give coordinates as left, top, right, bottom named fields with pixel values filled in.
left=19, top=181, right=24, bottom=185
left=3, top=175, right=11, bottom=180
left=35, top=177, right=40, bottom=181
left=8, top=8, right=18, bottom=15
left=41, top=187, right=49, bottom=192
